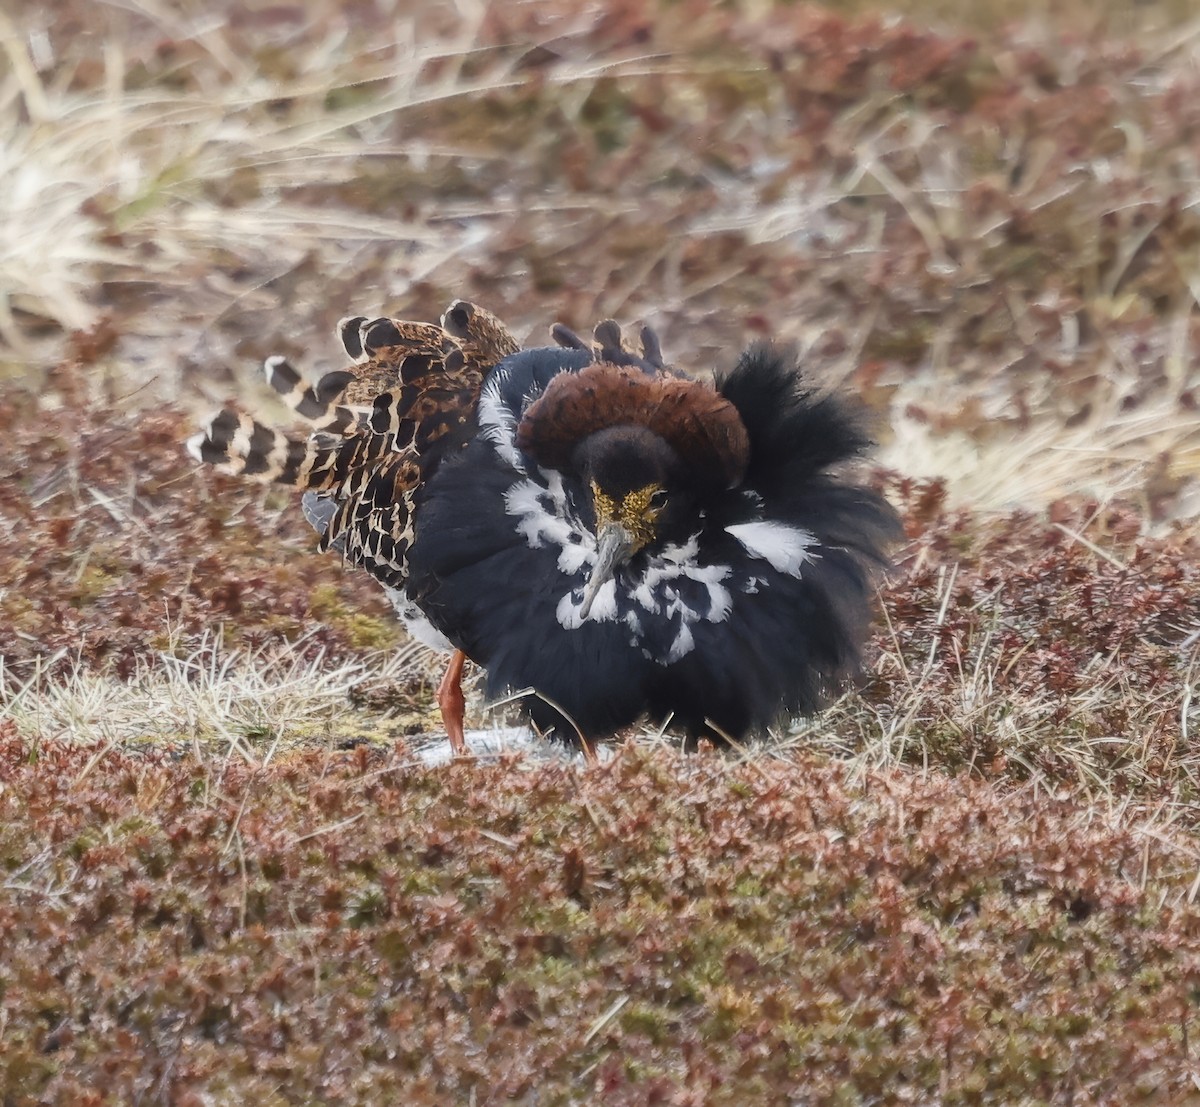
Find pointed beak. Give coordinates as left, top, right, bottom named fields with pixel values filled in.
left=579, top=522, right=636, bottom=620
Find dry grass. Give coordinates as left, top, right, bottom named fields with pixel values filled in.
left=1, top=3, right=504, bottom=388
left=0, top=632, right=429, bottom=755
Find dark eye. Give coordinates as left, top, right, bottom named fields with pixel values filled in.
left=649, top=489, right=668, bottom=509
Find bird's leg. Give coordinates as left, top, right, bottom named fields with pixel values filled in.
left=437, top=649, right=468, bottom=756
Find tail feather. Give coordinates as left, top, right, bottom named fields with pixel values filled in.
left=263, top=356, right=367, bottom=432
left=186, top=405, right=401, bottom=492
left=337, top=315, right=369, bottom=361
left=441, top=300, right=520, bottom=369
left=551, top=317, right=669, bottom=375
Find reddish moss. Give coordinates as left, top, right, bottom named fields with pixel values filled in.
left=1, top=736, right=1199, bottom=1102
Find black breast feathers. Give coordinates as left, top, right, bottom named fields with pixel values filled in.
left=407, top=324, right=900, bottom=746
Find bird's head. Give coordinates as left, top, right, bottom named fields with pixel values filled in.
left=515, top=358, right=751, bottom=620
left=572, top=425, right=682, bottom=618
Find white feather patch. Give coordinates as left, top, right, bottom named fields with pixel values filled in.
left=640, top=537, right=733, bottom=624
left=504, top=480, right=740, bottom=661
left=667, top=621, right=694, bottom=663
left=476, top=369, right=524, bottom=472
left=504, top=475, right=595, bottom=569
left=725, top=521, right=818, bottom=578
left=556, top=580, right=617, bottom=629
left=385, top=589, right=454, bottom=651
left=184, top=432, right=206, bottom=463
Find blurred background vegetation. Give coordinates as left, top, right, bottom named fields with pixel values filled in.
left=3, top=0, right=1198, bottom=514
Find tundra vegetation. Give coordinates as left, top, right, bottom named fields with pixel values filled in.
left=1, top=0, right=1198, bottom=1101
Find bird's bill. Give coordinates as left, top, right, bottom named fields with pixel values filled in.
left=579, top=522, right=636, bottom=619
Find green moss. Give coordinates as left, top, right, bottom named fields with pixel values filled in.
left=340, top=613, right=400, bottom=651
left=70, top=565, right=116, bottom=606
left=620, top=1001, right=672, bottom=1044
left=349, top=887, right=388, bottom=928
left=0, top=1041, right=58, bottom=1101
left=401, top=870, right=447, bottom=896
left=238, top=723, right=276, bottom=744
left=307, top=582, right=401, bottom=650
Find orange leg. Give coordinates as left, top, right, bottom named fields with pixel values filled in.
left=436, top=649, right=468, bottom=756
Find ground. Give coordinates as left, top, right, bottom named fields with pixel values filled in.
left=2, top=0, right=1199, bottom=1102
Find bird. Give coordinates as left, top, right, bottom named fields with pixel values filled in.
left=188, top=306, right=899, bottom=758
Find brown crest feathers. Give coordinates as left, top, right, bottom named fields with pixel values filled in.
left=516, top=362, right=750, bottom=490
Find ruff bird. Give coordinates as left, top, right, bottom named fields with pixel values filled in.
left=188, top=308, right=898, bottom=756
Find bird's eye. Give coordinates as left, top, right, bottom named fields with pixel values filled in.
left=649, top=489, right=668, bottom=510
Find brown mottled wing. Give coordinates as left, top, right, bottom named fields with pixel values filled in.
left=189, top=301, right=518, bottom=591
left=258, top=317, right=460, bottom=434
left=190, top=300, right=514, bottom=484
left=262, top=357, right=364, bottom=432
left=332, top=301, right=518, bottom=452
left=516, top=362, right=750, bottom=489
left=441, top=299, right=521, bottom=368
left=319, top=444, right=425, bottom=589
left=309, top=303, right=518, bottom=583
left=314, top=303, right=518, bottom=571
left=188, top=395, right=404, bottom=490
left=336, top=318, right=450, bottom=408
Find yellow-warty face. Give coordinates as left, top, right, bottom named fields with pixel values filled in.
left=590, top=481, right=666, bottom=554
